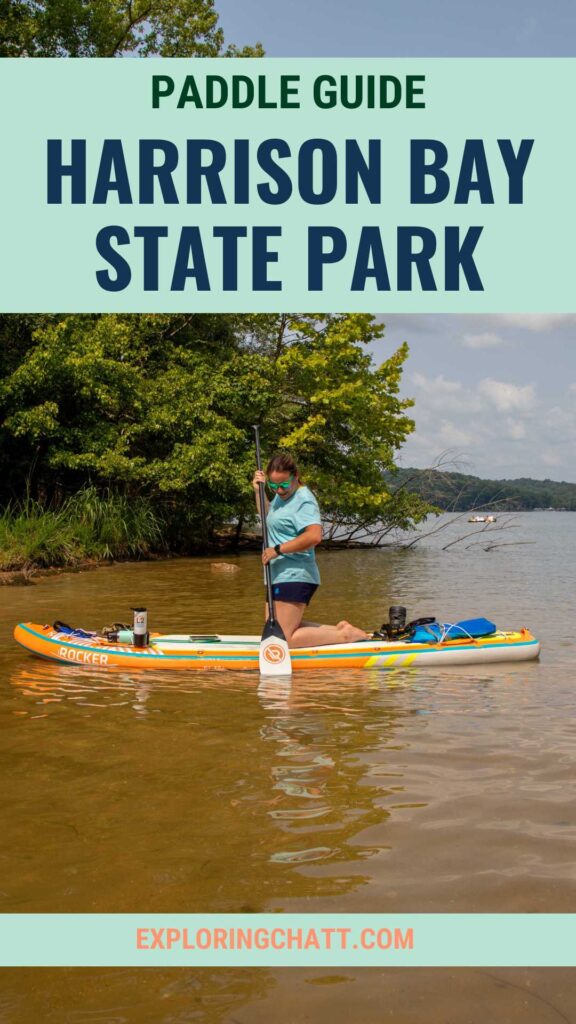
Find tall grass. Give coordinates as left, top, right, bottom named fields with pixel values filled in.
left=0, top=487, right=166, bottom=572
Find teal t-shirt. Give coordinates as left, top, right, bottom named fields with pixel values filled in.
left=267, top=485, right=321, bottom=584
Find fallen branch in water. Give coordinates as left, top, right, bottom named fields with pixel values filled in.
left=465, top=539, right=536, bottom=552
left=440, top=516, right=521, bottom=551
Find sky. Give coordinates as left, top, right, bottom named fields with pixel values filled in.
left=213, top=3, right=576, bottom=482
left=375, top=315, right=576, bottom=481
left=217, top=0, right=576, bottom=58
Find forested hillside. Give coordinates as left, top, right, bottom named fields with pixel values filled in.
left=391, top=468, right=576, bottom=511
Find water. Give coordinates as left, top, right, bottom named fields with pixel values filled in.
left=1, top=512, right=576, bottom=1021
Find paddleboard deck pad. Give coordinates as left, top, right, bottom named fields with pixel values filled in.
left=14, top=622, right=540, bottom=672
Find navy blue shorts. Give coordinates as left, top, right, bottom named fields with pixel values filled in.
left=270, top=582, right=319, bottom=605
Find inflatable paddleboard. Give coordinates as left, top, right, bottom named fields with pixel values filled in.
left=14, top=622, right=540, bottom=672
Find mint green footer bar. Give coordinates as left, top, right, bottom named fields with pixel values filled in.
left=1, top=915, right=575, bottom=967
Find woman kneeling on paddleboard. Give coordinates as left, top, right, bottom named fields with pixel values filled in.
left=253, top=453, right=368, bottom=648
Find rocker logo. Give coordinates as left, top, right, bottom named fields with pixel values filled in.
left=263, top=643, right=286, bottom=664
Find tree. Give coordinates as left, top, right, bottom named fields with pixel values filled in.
left=0, top=313, right=433, bottom=548
left=0, top=313, right=254, bottom=542
left=0, top=0, right=263, bottom=58
left=245, top=314, right=432, bottom=534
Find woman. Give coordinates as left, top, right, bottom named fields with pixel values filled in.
left=253, top=453, right=368, bottom=648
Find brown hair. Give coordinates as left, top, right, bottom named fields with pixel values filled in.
left=266, top=452, right=301, bottom=480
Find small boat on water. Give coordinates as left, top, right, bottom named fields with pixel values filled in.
left=14, top=621, right=540, bottom=672
left=468, top=514, right=497, bottom=523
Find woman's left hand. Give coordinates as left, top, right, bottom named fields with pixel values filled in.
left=262, top=547, right=279, bottom=565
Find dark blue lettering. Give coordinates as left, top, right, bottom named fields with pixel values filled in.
left=171, top=227, right=210, bottom=290
left=455, top=141, right=494, bottom=204
left=139, top=141, right=179, bottom=204
left=299, top=139, right=337, bottom=204
left=308, top=228, right=347, bottom=289
left=92, top=141, right=132, bottom=204
left=47, top=139, right=86, bottom=204
left=234, top=140, right=250, bottom=204
left=498, top=139, right=534, bottom=203
left=95, top=226, right=131, bottom=291
left=445, top=226, right=483, bottom=290
left=213, top=226, right=248, bottom=290
left=186, top=141, right=226, bottom=204
left=410, top=140, right=449, bottom=204
left=351, top=227, right=390, bottom=290
left=397, top=227, right=437, bottom=290
left=253, top=227, right=282, bottom=291
left=134, top=226, right=168, bottom=290
left=257, top=140, right=292, bottom=204
left=345, top=140, right=381, bottom=204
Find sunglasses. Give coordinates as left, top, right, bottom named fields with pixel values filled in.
left=267, top=475, right=294, bottom=491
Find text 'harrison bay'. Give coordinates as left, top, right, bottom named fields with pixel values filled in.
left=46, top=137, right=534, bottom=294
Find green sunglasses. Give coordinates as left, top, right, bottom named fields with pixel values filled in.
left=267, top=475, right=294, bottom=491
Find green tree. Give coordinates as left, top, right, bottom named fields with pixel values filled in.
left=0, top=0, right=263, bottom=57
left=0, top=313, right=432, bottom=548
left=248, top=314, right=431, bottom=533
left=0, top=313, right=251, bottom=542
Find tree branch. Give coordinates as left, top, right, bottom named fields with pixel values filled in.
left=107, top=3, right=153, bottom=57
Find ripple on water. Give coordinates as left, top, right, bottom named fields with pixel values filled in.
left=270, top=847, right=334, bottom=864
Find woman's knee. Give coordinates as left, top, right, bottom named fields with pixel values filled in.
left=274, top=600, right=307, bottom=640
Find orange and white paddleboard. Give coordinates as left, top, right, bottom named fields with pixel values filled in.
left=14, top=622, right=540, bottom=673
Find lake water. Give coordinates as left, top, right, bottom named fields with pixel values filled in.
left=1, top=511, right=575, bottom=1021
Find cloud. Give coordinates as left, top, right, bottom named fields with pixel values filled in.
left=412, top=372, right=462, bottom=394
left=541, top=406, right=575, bottom=432
left=504, top=418, right=526, bottom=440
left=491, top=314, right=576, bottom=333
left=383, top=313, right=576, bottom=341
left=435, top=420, right=476, bottom=448
left=388, top=316, right=576, bottom=480
left=477, top=378, right=536, bottom=413
left=540, top=449, right=563, bottom=468
left=376, top=314, right=442, bottom=336
left=461, top=331, right=506, bottom=349
left=410, top=373, right=484, bottom=416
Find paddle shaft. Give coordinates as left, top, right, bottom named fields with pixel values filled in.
left=253, top=426, right=277, bottom=625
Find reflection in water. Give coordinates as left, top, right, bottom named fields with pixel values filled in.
left=2, top=517, right=576, bottom=1020
left=0, top=965, right=277, bottom=1024
left=254, top=676, right=400, bottom=875
left=11, top=663, right=155, bottom=716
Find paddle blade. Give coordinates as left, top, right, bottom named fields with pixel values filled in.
left=259, top=618, right=292, bottom=676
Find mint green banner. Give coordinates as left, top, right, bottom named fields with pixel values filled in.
left=0, top=58, right=573, bottom=312
left=1, top=914, right=575, bottom=966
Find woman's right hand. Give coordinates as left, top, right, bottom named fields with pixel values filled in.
left=252, top=469, right=266, bottom=491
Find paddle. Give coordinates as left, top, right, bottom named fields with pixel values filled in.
left=253, top=425, right=292, bottom=676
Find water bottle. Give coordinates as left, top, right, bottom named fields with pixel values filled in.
left=132, top=607, right=149, bottom=648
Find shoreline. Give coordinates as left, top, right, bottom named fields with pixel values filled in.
left=0, top=535, right=386, bottom=587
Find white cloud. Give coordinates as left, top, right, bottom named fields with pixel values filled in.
left=387, top=316, right=576, bottom=481
left=412, top=372, right=462, bottom=394
left=435, top=420, right=477, bottom=448
left=461, top=331, right=506, bottom=349
left=491, top=314, right=576, bottom=333
left=504, top=418, right=526, bottom=440
left=410, top=373, right=485, bottom=416
left=477, top=378, right=536, bottom=413
left=540, top=449, right=563, bottom=468
left=541, top=406, right=575, bottom=432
